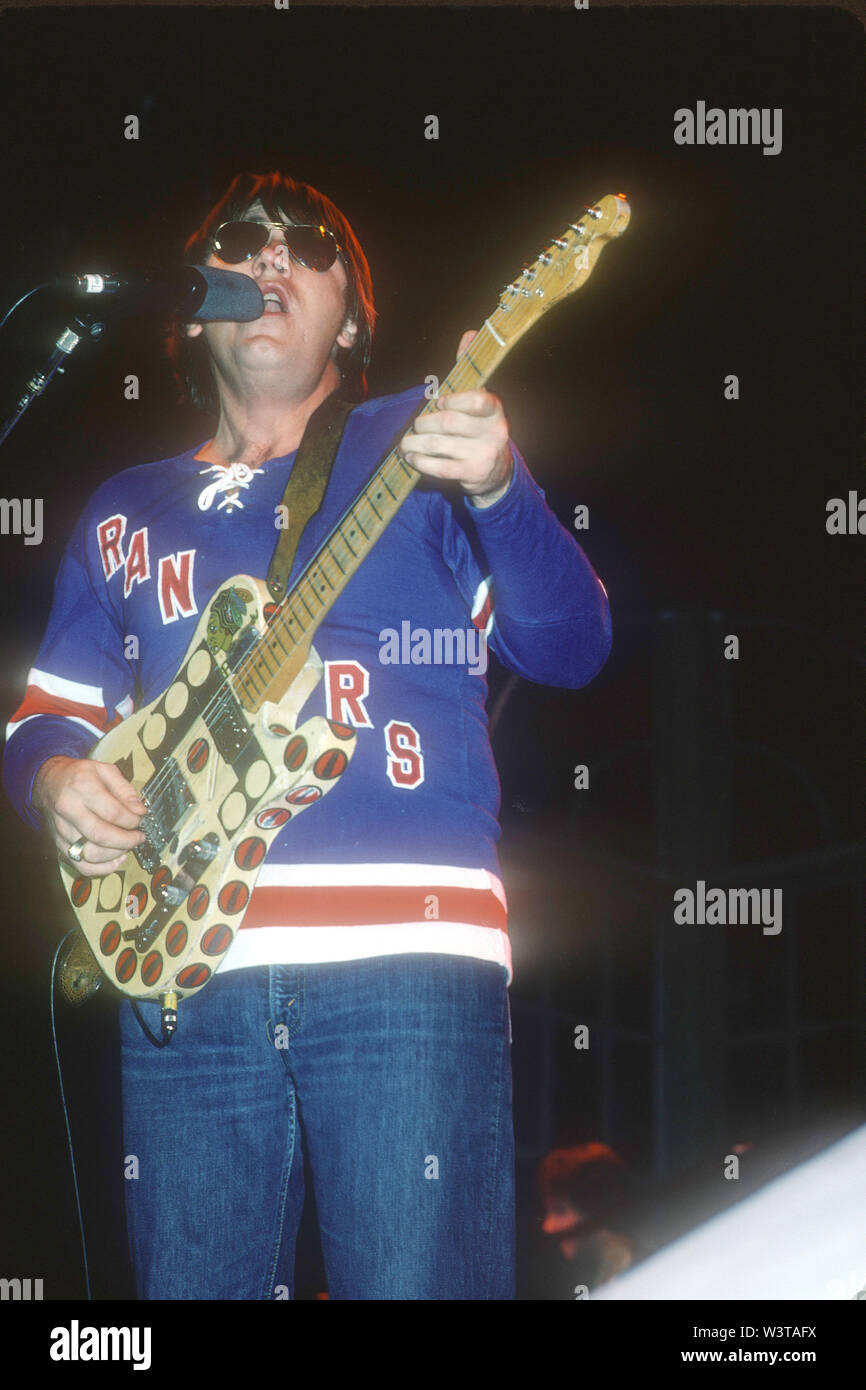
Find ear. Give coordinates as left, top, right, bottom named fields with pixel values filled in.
left=184, top=321, right=204, bottom=339
left=336, top=317, right=358, bottom=350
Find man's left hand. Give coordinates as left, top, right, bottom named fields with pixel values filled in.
left=399, top=330, right=514, bottom=508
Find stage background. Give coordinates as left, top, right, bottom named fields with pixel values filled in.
left=0, top=3, right=862, bottom=1300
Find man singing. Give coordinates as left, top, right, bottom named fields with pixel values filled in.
left=4, top=171, right=611, bottom=1299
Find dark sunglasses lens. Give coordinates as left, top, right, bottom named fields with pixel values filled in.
left=212, top=223, right=268, bottom=263
left=286, top=226, right=337, bottom=271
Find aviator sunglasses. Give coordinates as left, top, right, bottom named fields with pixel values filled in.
left=211, top=220, right=342, bottom=272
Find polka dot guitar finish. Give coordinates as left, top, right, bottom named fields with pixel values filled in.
left=57, top=573, right=356, bottom=1003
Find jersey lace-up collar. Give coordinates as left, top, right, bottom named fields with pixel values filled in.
left=196, top=461, right=261, bottom=514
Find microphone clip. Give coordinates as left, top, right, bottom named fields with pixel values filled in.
left=0, top=309, right=106, bottom=451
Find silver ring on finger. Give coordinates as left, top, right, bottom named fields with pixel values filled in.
left=67, top=835, right=87, bottom=864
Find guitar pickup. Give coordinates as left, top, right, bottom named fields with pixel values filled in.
left=184, top=837, right=219, bottom=865
left=157, top=883, right=187, bottom=906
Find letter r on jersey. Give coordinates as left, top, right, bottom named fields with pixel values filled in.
left=324, top=660, right=373, bottom=728
left=97, top=513, right=127, bottom=580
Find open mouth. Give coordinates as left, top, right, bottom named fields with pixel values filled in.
left=259, top=282, right=289, bottom=314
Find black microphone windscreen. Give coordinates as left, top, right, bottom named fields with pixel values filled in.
left=192, top=266, right=264, bottom=322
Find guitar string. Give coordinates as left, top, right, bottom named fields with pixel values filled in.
left=99, top=213, right=594, bottom=822
left=129, top=265, right=538, bottom=830
left=113, top=213, right=579, bottom=820
left=84, top=215, right=601, bottom=978
left=79, top=331, right=506, bottom=959
left=223, top=321, right=506, bottom=697
left=136, top=439, right=426, bottom=815
left=149, top=221, right=566, bottom=774
left=136, top=443, right=417, bottom=810
left=135, top=321, right=506, bottom=821
left=132, top=468, right=402, bottom=817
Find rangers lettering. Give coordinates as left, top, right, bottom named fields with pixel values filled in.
left=157, top=550, right=198, bottom=624
left=324, top=660, right=373, bottom=728
left=96, top=513, right=127, bottom=580
left=123, top=527, right=151, bottom=598
left=384, top=719, right=424, bottom=788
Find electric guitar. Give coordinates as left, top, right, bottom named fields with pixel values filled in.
left=57, top=193, right=631, bottom=1008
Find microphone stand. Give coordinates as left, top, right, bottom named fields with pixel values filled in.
left=0, top=310, right=106, bottom=449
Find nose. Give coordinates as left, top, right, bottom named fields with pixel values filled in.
left=256, top=228, right=291, bottom=273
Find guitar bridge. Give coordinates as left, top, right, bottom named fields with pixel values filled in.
left=133, top=839, right=161, bottom=874
left=135, top=757, right=196, bottom=870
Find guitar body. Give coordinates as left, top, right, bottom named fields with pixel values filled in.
left=58, top=574, right=355, bottom=1002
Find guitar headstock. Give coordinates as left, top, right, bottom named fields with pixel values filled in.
left=424, top=192, right=631, bottom=410
left=492, top=193, right=631, bottom=343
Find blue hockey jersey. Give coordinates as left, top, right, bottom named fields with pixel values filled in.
left=4, top=385, right=611, bottom=979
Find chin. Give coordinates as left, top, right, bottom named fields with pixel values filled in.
left=239, top=333, right=294, bottom=362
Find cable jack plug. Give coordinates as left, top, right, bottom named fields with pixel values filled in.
left=160, top=990, right=179, bottom=1040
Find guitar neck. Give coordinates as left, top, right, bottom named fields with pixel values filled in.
left=232, top=192, right=631, bottom=711
left=234, top=323, right=510, bottom=712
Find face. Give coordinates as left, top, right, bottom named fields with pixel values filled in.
left=542, top=1199, right=590, bottom=1261
left=186, top=199, right=358, bottom=401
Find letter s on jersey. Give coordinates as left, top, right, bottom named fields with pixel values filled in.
left=384, top=719, right=424, bottom=789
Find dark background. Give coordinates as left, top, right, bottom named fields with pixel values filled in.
left=0, top=4, right=862, bottom=1301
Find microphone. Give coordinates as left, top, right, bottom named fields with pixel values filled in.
left=52, top=266, right=264, bottom=321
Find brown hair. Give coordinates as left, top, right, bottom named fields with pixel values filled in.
left=165, top=170, right=376, bottom=412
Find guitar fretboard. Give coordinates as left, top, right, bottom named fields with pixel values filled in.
left=232, top=317, right=512, bottom=712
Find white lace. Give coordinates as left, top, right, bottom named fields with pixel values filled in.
left=197, top=462, right=258, bottom=514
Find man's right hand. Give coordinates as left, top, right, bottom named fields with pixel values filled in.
left=32, top=755, right=147, bottom=878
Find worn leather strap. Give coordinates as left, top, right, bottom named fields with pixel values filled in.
left=58, top=929, right=103, bottom=1005
left=266, top=392, right=354, bottom=601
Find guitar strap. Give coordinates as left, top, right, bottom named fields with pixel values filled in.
left=266, top=391, right=355, bottom=602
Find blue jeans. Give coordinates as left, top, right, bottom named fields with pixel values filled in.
left=119, top=954, right=515, bottom=1300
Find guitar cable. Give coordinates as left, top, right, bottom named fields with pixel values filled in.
left=131, top=992, right=178, bottom=1049
left=49, top=938, right=179, bottom=1298
left=50, top=929, right=92, bottom=1301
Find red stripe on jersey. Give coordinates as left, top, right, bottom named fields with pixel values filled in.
left=8, top=685, right=117, bottom=733
left=471, top=579, right=494, bottom=632
left=241, top=884, right=508, bottom=932
left=472, top=594, right=493, bottom=631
